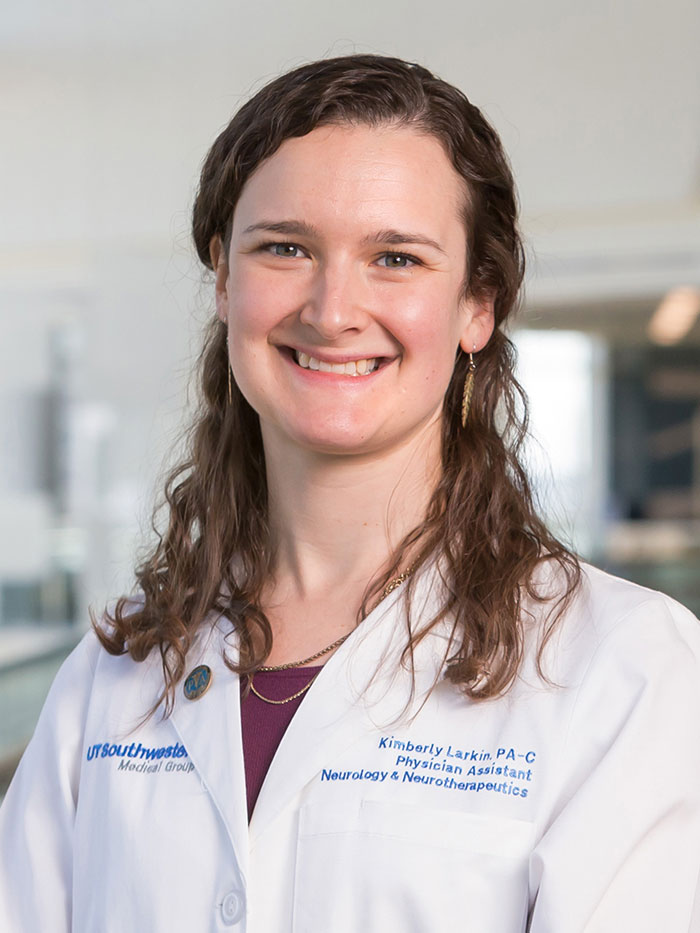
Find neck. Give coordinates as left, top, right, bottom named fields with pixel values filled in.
left=262, top=423, right=442, bottom=602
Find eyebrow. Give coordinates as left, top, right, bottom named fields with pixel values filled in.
left=362, top=229, right=446, bottom=255
left=241, top=220, right=320, bottom=238
left=241, top=221, right=446, bottom=255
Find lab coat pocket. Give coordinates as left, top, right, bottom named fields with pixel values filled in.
left=293, top=799, right=534, bottom=933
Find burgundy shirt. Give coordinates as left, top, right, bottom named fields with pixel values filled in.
left=240, top=666, right=322, bottom=821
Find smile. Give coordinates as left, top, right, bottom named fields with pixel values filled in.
left=293, top=350, right=380, bottom=376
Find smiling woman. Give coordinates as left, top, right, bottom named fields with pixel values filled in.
left=1, top=54, right=700, bottom=933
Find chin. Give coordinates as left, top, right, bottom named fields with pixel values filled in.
left=292, top=427, right=378, bottom=457
left=266, top=411, right=382, bottom=457
left=264, top=407, right=440, bottom=459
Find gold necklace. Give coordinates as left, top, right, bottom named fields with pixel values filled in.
left=248, top=565, right=414, bottom=705
left=258, top=632, right=351, bottom=672
left=249, top=675, right=320, bottom=706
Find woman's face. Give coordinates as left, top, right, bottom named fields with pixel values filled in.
left=213, top=122, right=494, bottom=460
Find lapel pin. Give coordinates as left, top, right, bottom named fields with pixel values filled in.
left=184, top=664, right=213, bottom=701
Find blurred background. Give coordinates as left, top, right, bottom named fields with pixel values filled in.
left=1, top=0, right=699, bottom=792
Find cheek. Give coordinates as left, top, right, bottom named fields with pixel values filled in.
left=224, top=284, right=270, bottom=385
left=397, top=299, right=463, bottom=366
left=392, top=305, right=462, bottom=405
left=226, top=263, right=303, bottom=333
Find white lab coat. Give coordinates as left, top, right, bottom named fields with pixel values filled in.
left=1, top=562, right=700, bottom=932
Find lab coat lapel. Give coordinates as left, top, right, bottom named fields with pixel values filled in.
left=169, top=619, right=249, bottom=880
left=249, top=568, right=450, bottom=842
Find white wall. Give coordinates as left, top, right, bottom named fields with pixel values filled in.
left=1, top=0, right=698, bottom=611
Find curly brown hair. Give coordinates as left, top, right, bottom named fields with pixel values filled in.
left=95, top=54, right=580, bottom=715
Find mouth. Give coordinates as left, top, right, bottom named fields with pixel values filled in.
left=289, top=349, right=384, bottom=376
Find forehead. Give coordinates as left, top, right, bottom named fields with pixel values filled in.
left=230, top=123, right=468, bottom=243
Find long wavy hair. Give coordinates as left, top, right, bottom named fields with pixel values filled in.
left=95, top=54, right=580, bottom=715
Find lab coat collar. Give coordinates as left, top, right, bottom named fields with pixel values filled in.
left=248, top=564, right=453, bottom=842
left=169, top=618, right=249, bottom=884
left=167, top=564, right=452, bottom=858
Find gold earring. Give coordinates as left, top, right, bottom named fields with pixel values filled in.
left=226, top=337, right=232, bottom=406
left=461, top=350, right=477, bottom=428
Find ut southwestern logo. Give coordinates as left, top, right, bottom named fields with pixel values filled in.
left=86, top=740, right=188, bottom=763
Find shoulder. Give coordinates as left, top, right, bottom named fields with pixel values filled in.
left=523, top=559, right=700, bottom=690
left=569, top=561, right=698, bottom=655
left=577, top=561, right=697, bottom=631
left=526, top=564, right=700, bottom=709
left=14, top=605, right=229, bottom=776
left=30, top=623, right=140, bottom=741
left=41, top=627, right=103, bottom=713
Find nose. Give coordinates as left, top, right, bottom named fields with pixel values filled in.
left=299, top=260, right=368, bottom=340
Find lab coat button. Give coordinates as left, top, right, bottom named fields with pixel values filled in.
left=220, top=891, right=244, bottom=925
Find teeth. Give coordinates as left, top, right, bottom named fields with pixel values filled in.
left=294, top=351, right=379, bottom=376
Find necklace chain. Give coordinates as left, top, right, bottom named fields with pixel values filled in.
left=248, top=565, right=414, bottom=705
left=258, top=632, right=350, bottom=672
left=249, top=676, right=319, bottom=705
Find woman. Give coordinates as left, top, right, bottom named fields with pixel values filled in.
left=1, top=54, right=699, bottom=932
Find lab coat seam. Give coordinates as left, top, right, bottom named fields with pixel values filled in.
left=689, top=860, right=700, bottom=930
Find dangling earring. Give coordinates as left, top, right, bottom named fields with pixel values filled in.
left=461, top=348, right=477, bottom=428
left=226, top=337, right=232, bottom=406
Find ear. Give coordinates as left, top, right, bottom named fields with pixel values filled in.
left=458, top=293, right=495, bottom=354
left=210, top=235, right=229, bottom=324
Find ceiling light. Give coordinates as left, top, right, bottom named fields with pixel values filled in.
left=647, top=286, right=700, bottom=346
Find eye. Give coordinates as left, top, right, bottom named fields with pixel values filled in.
left=261, top=241, right=307, bottom=258
left=377, top=251, right=420, bottom=269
